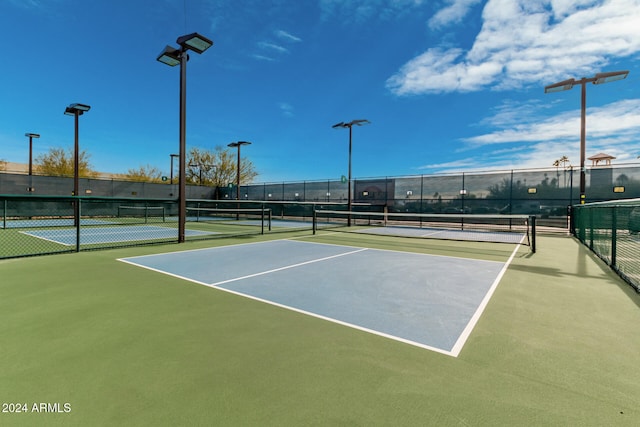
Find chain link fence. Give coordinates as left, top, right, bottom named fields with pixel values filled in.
left=572, top=199, right=640, bottom=292
left=3, top=164, right=640, bottom=259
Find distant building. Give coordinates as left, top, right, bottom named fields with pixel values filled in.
left=588, top=152, right=616, bottom=166
left=588, top=153, right=615, bottom=199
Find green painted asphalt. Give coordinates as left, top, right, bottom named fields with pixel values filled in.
left=1, top=233, right=639, bottom=426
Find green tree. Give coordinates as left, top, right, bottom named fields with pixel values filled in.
left=187, top=146, right=258, bottom=186
left=35, top=147, right=96, bottom=177
left=125, top=165, right=163, bottom=182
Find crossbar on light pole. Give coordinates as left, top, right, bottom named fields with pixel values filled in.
left=544, top=70, right=628, bottom=204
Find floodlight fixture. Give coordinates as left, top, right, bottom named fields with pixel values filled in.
left=332, top=119, right=371, bottom=225
left=544, top=70, right=629, bottom=204
left=594, top=70, right=629, bottom=85
left=156, top=45, right=181, bottom=66
left=332, top=119, right=371, bottom=129
left=64, top=103, right=91, bottom=116
left=177, top=32, right=213, bottom=54
left=544, top=78, right=576, bottom=93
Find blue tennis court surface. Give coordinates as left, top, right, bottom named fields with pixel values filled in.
left=119, top=239, right=514, bottom=356
left=2, top=218, right=114, bottom=228
left=22, top=225, right=215, bottom=245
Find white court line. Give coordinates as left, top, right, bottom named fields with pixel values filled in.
left=205, top=284, right=455, bottom=356
left=117, top=242, right=367, bottom=289
left=209, top=247, right=368, bottom=286
left=19, top=231, right=72, bottom=246
left=448, top=242, right=522, bottom=357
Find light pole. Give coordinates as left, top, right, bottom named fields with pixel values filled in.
left=545, top=70, right=628, bottom=204
left=227, top=141, right=251, bottom=200
left=188, top=162, right=215, bottom=185
left=332, top=119, right=370, bottom=225
left=157, top=32, right=213, bottom=243
left=64, top=103, right=91, bottom=198
left=170, top=153, right=179, bottom=184
left=64, top=103, right=90, bottom=236
left=25, top=133, right=40, bottom=176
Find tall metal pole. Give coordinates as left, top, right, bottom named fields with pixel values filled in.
left=74, top=111, right=79, bottom=198
left=236, top=144, right=241, bottom=200
left=545, top=70, right=628, bottom=205
left=347, top=125, right=353, bottom=225
left=73, top=111, right=80, bottom=233
left=29, top=137, right=33, bottom=176
left=332, top=119, right=369, bottom=226
left=170, top=154, right=178, bottom=184
left=579, top=79, right=587, bottom=205
left=157, top=32, right=213, bottom=243
left=178, top=50, right=188, bottom=243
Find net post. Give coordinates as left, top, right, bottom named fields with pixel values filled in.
left=261, top=208, right=264, bottom=234
left=313, top=209, right=317, bottom=234
left=268, top=208, right=272, bottom=231
left=529, top=215, right=536, bottom=253
left=2, top=199, right=6, bottom=230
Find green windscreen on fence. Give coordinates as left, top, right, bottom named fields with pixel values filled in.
left=572, top=199, right=640, bottom=292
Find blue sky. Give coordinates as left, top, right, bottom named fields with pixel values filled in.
left=1, top=0, right=640, bottom=183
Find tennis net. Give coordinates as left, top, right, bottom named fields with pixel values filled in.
left=117, top=205, right=166, bottom=223
left=313, top=210, right=535, bottom=250
left=186, top=207, right=272, bottom=231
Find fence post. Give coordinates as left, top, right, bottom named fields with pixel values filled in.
left=588, top=208, right=594, bottom=250
left=611, top=207, right=617, bottom=267
left=76, top=198, right=81, bottom=252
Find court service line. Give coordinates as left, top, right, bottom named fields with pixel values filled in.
left=209, top=247, right=369, bottom=287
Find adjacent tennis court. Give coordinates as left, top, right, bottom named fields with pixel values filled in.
left=119, top=239, right=517, bottom=356
left=1, top=218, right=114, bottom=228
left=22, top=225, right=215, bottom=246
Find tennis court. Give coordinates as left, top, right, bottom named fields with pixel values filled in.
left=2, top=229, right=640, bottom=425
left=1, top=218, right=114, bottom=228
left=22, top=225, right=215, bottom=246
left=119, top=239, right=516, bottom=356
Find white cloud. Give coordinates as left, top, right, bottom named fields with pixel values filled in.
left=275, top=30, right=302, bottom=43
left=428, top=0, right=482, bottom=30
left=388, top=0, right=640, bottom=95
left=251, top=54, right=276, bottom=62
left=420, top=98, right=640, bottom=173
left=278, top=102, right=294, bottom=117
left=258, top=41, right=289, bottom=54
left=465, top=99, right=640, bottom=146
left=319, top=0, right=425, bottom=22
